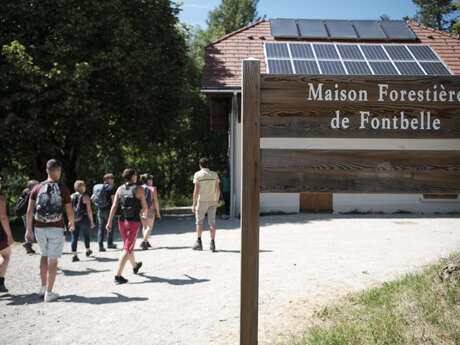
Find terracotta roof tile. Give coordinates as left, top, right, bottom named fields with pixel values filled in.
left=202, top=19, right=460, bottom=88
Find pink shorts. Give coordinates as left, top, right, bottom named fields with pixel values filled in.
left=118, top=220, right=140, bottom=254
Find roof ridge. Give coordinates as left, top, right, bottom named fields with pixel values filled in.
left=205, top=19, right=267, bottom=47
left=407, top=20, right=460, bottom=41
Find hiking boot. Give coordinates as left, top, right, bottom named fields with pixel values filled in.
left=72, top=256, right=80, bottom=262
left=114, top=275, right=128, bottom=285
left=44, top=291, right=59, bottom=302
left=146, top=241, right=152, bottom=248
left=210, top=240, right=216, bottom=253
left=192, top=238, right=202, bottom=251
left=133, top=262, right=143, bottom=275
left=23, top=242, right=36, bottom=254
left=99, top=246, right=106, bottom=252
left=140, top=241, right=148, bottom=250
left=0, top=277, right=8, bottom=293
left=107, top=243, right=117, bottom=249
left=85, top=249, right=93, bottom=257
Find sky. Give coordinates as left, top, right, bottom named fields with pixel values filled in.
left=178, top=0, right=419, bottom=28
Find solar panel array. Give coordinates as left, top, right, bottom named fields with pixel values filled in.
left=270, top=19, right=417, bottom=40
left=264, top=42, right=451, bottom=75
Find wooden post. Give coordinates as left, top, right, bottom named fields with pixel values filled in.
left=240, top=58, right=261, bottom=345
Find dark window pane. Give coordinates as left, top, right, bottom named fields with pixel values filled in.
left=267, top=59, right=293, bottom=74
left=293, top=60, right=320, bottom=74
left=318, top=60, right=346, bottom=74
left=314, top=44, right=339, bottom=59
left=369, top=61, right=398, bottom=75
left=344, top=61, right=372, bottom=75
left=265, top=43, right=290, bottom=58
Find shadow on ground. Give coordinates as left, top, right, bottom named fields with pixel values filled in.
left=132, top=273, right=210, bottom=286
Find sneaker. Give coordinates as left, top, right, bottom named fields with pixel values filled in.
left=146, top=241, right=152, bottom=248
left=107, top=243, right=117, bottom=249
left=99, top=246, right=106, bottom=252
left=140, top=241, right=148, bottom=250
left=39, top=285, right=46, bottom=297
left=44, top=291, right=59, bottom=302
left=114, top=275, right=128, bottom=285
left=133, top=262, right=143, bottom=274
left=85, top=249, right=93, bottom=257
left=72, top=256, right=80, bottom=262
left=0, top=278, right=8, bottom=293
left=192, top=239, right=203, bottom=251
left=23, top=242, right=36, bottom=254
left=210, top=240, right=216, bottom=253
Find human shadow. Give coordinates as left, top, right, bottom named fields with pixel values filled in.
left=60, top=292, right=148, bottom=305
left=60, top=267, right=110, bottom=276
left=154, top=246, right=191, bottom=251
left=132, top=273, right=209, bottom=286
left=91, top=256, right=119, bottom=263
left=0, top=293, right=43, bottom=306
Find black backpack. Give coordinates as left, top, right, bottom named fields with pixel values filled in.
left=92, top=184, right=111, bottom=209
left=120, top=184, right=139, bottom=219
left=71, top=193, right=86, bottom=222
left=34, top=182, right=63, bottom=223
left=15, top=191, right=30, bottom=216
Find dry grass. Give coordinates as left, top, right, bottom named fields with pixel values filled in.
left=281, top=253, right=460, bottom=345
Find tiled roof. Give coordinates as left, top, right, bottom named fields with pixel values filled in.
left=202, top=19, right=460, bottom=89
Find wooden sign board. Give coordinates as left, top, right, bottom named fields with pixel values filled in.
left=261, top=75, right=460, bottom=138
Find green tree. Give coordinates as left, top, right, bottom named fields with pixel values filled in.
left=411, top=0, right=460, bottom=32
left=0, top=0, right=187, bottom=186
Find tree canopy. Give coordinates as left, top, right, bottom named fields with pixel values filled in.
left=410, top=0, right=460, bottom=33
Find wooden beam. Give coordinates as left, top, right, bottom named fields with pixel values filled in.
left=240, top=59, right=261, bottom=345
left=261, top=149, right=460, bottom=193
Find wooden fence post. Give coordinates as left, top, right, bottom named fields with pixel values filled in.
left=240, top=58, right=261, bottom=345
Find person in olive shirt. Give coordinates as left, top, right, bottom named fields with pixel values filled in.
left=192, top=158, right=220, bottom=252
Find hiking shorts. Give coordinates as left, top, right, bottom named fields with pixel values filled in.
left=35, top=227, right=65, bottom=259
left=196, top=201, right=217, bottom=227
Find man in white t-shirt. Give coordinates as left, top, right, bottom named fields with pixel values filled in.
left=192, top=158, right=220, bottom=252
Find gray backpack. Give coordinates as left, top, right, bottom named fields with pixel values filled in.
left=34, top=182, right=63, bottom=223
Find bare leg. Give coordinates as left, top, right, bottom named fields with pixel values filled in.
left=116, top=250, right=129, bottom=276
left=128, top=253, right=136, bottom=268
left=46, top=259, right=58, bottom=292
left=210, top=225, right=216, bottom=240
left=0, top=247, right=11, bottom=276
left=196, top=224, right=203, bottom=238
left=40, top=256, right=48, bottom=287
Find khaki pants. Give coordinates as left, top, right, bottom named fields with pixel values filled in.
left=195, top=201, right=217, bottom=226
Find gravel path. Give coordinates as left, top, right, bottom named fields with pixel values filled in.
left=1, top=214, right=459, bottom=345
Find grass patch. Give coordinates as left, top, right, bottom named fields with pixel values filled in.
left=284, top=253, right=460, bottom=345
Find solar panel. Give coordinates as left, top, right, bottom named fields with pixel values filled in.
left=267, top=59, right=293, bottom=74
left=319, top=61, right=346, bottom=74
left=290, top=44, right=315, bottom=59
left=380, top=20, right=416, bottom=40
left=270, top=19, right=299, bottom=38
left=420, top=62, right=451, bottom=75
left=352, top=20, right=387, bottom=39
left=384, top=46, right=413, bottom=61
left=337, top=45, right=364, bottom=60
left=369, top=61, right=398, bottom=75
left=395, top=62, right=424, bottom=75
left=407, top=46, right=439, bottom=61
left=297, top=19, right=329, bottom=38
left=294, top=60, right=320, bottom=74
left=325, top=20, right=357, bottom=39
left=360, top=45, right=389, bottom=60
left=265, top=43, right=290, bottom=58
left=344, top=61, right=372, bottom=75
left=313, top=44, right=339, bottom=59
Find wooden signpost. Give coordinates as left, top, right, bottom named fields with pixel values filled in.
left=240, top=59, right=460, bottom=345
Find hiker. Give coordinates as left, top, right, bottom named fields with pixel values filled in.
left=26, top=159, right=75, bottom=302
left=139, top=173, right=161, bottom=250
left=92, top=173, right=117, bottom=251
left=221, top=170, right=230, bottom=217
left=71, top=180, right=96, bottom=262
left=15, top=180, right=39, bottom=254
left=192, top=158, right=220, bottom=252
left=0, top=176, right=14, bottom=293
left=106, top=168, right=148, bottom=284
